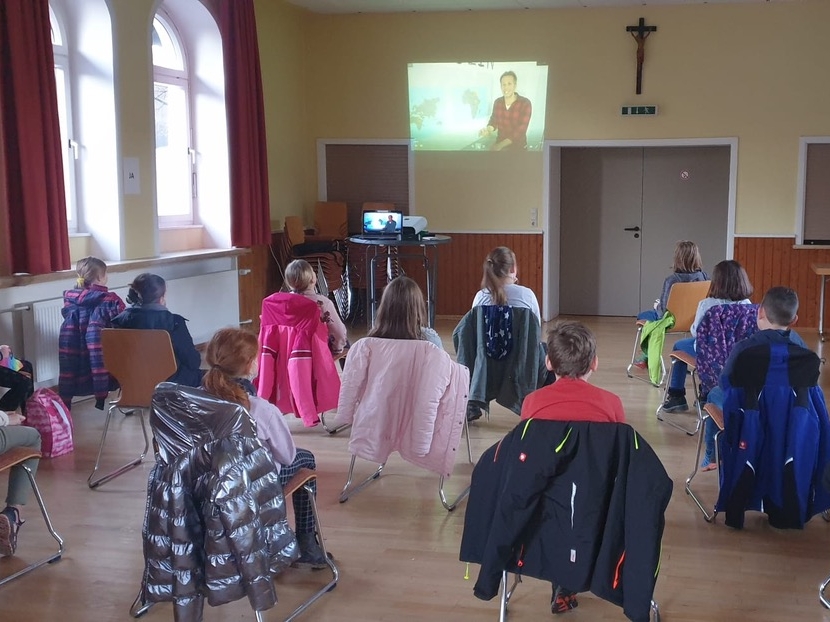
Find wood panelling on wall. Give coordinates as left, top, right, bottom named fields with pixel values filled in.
left=734, top=237, right=830, bottom=329
left=431, top=232, right=544, bottom=317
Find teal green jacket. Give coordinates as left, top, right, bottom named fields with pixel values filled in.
left=640, top=312, right=676, bottom=384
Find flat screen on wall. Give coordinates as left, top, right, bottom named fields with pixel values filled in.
left=408, top=61, right=548, bottom=152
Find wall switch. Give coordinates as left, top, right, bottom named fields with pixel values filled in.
left=530, top=208, right=538, bottom=227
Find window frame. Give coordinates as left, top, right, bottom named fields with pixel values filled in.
left=152, top=10, right=196, bottom=228
left=50, top=5, right=78, bottom=233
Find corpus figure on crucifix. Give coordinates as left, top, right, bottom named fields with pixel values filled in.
left=626, top=17, right=657, bottom=95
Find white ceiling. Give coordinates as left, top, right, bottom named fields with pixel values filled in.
left=284, top=0, right=792, bottom=15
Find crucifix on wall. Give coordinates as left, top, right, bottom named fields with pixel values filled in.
left=626, top=17, right=657, bottom=95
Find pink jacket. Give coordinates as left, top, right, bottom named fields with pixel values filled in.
left=336, top=337, right=470, bottom=477
left=257, top=293, right=340, bottom=427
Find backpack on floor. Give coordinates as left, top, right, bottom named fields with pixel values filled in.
left=25, top=388, right=74, bottom=458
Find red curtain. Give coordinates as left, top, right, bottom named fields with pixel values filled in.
left=217, top=0, right=271, bottom=248
left=0, top=0, right=70, bottom=274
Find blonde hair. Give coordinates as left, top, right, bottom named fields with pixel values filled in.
left=672, top=241, right=703, bottom=273
left=369, top=277, right=428, bottom=341
left=481, top=247, right=517, bottom=306
left=285, top=259, right=315, bottom=293
left=75, top=256, right=107, bottom=288
left=202, top=328, right=259, bottom=410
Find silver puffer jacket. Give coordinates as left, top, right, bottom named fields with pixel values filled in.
left=136, top=383, right=298, bottom=621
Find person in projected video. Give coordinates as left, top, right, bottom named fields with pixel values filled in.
left=479, top=71, right=532, bottom=151
left=382, top=214, right=397, bottom=232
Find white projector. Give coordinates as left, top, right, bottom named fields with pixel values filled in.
left=402, top=216, right=428, bottom=238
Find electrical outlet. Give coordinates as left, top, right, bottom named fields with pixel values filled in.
left=530, top=208, right=538, bottom=228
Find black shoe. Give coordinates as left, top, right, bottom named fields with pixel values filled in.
left=662, top=393, right=689, bottom=413
left=466, top=404, right=483, bottom=422
left=0, top=506, right=23, bottom=557
left=551, top=585, right=578, bottom=614
left=292, top=532, right=329, bottom=570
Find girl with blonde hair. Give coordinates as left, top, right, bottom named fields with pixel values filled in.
left=58, top=256, right=125, bottom=409
left=201, top=327, right=328, bottom=569
left=284, top=259, right=348, bottom=357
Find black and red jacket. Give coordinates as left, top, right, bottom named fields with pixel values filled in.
left=459, top=420, right=672, bottom=622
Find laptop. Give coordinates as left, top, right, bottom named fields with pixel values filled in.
left=361, top=209, right=403, bottom=239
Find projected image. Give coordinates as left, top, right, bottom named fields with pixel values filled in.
left=408, top=61, right=548, bottom=152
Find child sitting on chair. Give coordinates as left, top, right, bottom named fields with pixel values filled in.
left=0, top=345, right=33, bottom=415
left=701, top=286, right=808, bottom=471
left=520, top=320, right=626, bottom=614
left=369, top=276, right=442, bottom=348
left=284, top=259, right=349, bottom=358
left=202, top=327, right=329, bottom=569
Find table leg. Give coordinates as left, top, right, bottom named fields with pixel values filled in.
left=422, top=254, right=433, bottom=329
left=365, top=248, right=374, bottom=329
left=821, top=274, right=827, bottom=342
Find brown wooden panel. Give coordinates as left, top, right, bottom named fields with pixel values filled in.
left=431, top=232, right=544, bottom=317
left=734, top=237, right=830, bottom=329
left=237, top=245, right=274, bottom=335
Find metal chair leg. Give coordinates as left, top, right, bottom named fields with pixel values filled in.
left=283, top=482, right=339, bottom=621
left=651, top=599, right=661, bottom=622
left=439, top=415, right=474, bottom=511
left=498, top=571, right=522, bottom=621
left=339, top=455, right=385, bottom=503
left=320, top=411, right=350, bottom=435
left=685, top=420, right=720, bottom=522
left=821, top=573, right=830, bottom=609
left=88, top=404, right=150, bottom=489
left=656, top=361, right=702, bottom=436
left=129, top=593, right=153, bottom=618
left=0, top=464, right=65, bottom=588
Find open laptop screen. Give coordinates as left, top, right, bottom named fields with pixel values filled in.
left=362, top=210, right=403, bottom=236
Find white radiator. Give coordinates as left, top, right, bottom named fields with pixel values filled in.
left=21, top=298, right=64, bottom=388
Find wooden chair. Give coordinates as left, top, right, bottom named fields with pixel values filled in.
left=277, top=468, right=339, bottom=621
left=88, top=329, right=177, bottom=489
left=0, top=447, right=64, bottom=587
left=311, top=201, right=348, bottom=240
left=626, top=280, right=711, bottom=387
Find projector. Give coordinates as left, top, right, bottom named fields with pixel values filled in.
left=402, top=216, right=428, bottom=239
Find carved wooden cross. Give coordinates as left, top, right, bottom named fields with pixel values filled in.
left=626, top=17, right=657, bottom=95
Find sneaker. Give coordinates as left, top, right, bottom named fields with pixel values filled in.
left=0, top=506, right=23, bottom=557
left=292, top=532, right=329, bottom=570
left=466, top=404, right=483, bottom=423
left=632, top=357, right=648, bottom=370
left=551, top=585, right=578, bottom=614
left=661, top=393, right=689, bottom=413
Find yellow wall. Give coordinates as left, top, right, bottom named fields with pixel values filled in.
left=109, top=0, right=158, bottom=258
left=255, top=0, right=311, bottom=228
left=278, top=0, right=830, bottom=234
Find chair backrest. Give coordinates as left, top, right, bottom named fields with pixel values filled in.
left=314, top=202, right=348, bottom=239
left=695, top=303, right=759, bottom=393
left=284, top=215, right=306, bottom=246
left=101, top=329, right=177, bottom=409
left=665, top=280, right=711, bottom=333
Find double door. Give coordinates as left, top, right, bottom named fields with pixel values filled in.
left=559, top=146, right=730, bottom=316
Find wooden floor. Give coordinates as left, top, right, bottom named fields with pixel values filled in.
left=4, top=316, right=830, bottom=621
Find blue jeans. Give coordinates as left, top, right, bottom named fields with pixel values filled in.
left=637, top=309, right=660, bottom=322
left=668, top=337, right=696, bottom=392
left=702, top=387, right=725, bottom=464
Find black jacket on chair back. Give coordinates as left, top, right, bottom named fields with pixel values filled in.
left=460, top=420, right=672, bottom=622
left=137, top=383, right=298, bottom=621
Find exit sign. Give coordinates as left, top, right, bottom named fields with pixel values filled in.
left=621, top=105, right=658, bottom=116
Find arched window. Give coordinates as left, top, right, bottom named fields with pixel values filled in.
left=152, top=12, right=194, bottom=226
left=50, top=5, right=77, bottom=231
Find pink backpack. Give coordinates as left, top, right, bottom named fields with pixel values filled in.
left=25, top=388, right=74, bottom=458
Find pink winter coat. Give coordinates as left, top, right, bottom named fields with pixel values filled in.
left=336, top=337, right=470, bottom=477
left=257, top=293, right=340, bottom=427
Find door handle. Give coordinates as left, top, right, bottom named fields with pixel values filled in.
left=623, top=226, right=641, bottom=232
